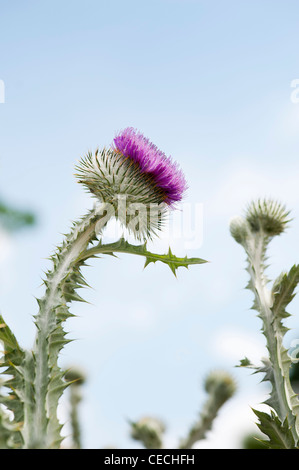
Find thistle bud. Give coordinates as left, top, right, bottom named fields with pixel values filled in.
left=229, top=216, right=250, bottom=244
left=245, top=199, right=290, bottom=237
left=130, top=416, right=165, bottom=449
left=64, top=367, right=86, bottom=386
left=204, top=370, right=236, bottom=405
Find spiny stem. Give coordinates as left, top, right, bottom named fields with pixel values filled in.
left=179, top=396, right=219, bottom=448
left=230, top=200, right=299, bottom=447
left=179, top=371, right=236, bottom=449
left=27, top=203, right=111, bottom=449
left=245, top=231, right=298, bottom=442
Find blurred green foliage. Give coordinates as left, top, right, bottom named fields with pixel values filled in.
left=0, top=201, right=35, bottom=232
left=242, top=434, right=268, bottom=449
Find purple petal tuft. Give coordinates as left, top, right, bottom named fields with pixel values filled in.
left=112, top=127, right=187, bottom=206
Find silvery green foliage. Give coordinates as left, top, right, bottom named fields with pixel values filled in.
left=231, top=199, right=299, bottom=449
left=0, top=145, right=205, bottom=448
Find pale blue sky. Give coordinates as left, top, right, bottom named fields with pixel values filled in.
left=1, top=0, right=299, bottom=448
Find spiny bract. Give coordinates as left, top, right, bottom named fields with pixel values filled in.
left=76, top=128, right=187, bottom=240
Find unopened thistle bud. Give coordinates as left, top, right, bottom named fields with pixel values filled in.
left=245, top=199, right=290, bottom=237
left=64, top=367, right=86, bottom=386
left=204, top=370, right=236, bottom=405
left=76, top=128, right=187, bottom=240
left=229, top=216, right=250, bottom=245
left=130, top=416, right=165, bottom=449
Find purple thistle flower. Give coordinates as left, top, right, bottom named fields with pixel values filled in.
left=76, top=128, right=188, bottom=240
left=112, top=127, right=187, bottom=206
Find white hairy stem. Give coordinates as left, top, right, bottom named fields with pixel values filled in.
left=246, top=231, right=299, bottom=443
left=25, top=203, right=111, bottom=448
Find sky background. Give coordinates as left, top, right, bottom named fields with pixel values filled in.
left=1, top=0, right=299, bottom=448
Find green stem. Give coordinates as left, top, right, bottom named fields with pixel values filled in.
left=69, top=385, right=82, bottom=449
left=26, top=203, right=111, bottom=449
left=179, top=395, right=221, bottom=448
left=179, top=373, right=235, bottom=449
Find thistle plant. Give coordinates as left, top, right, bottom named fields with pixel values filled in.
left=179, top=370, right=236, bottom=448
left=130, top=416, right=166, bottom=449
left=230, top=199, right=299, bottom=449
left=0, top=128, right=206, bottom=449
left=130, top=370, right=236, bottom=449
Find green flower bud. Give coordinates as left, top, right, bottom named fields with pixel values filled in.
left=130, top=416, right=165, bottom=449
left=245, top=199, right=290, bottom=237
left=64, top=367, right=86, bottom=386
left=229, top=216, right=250, bottom=244
left=204, top=370, right=236, bottom=404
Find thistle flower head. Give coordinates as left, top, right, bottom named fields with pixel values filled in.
left=76, top=128, right=187, bottom=240
left=112, top=127, right=187, bottom=206
left=245, top=199, right=290, bottom=237
left=230, top=199, right=290, bottom=245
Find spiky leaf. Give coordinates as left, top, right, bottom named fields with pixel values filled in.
left=272, top=265, right=299, bottom=322
left=0, top=314, right=25, bottom=447
left=253, top=409, right=297, bottom=449
left=236, top=357, right=256, bottom=369
left=79, top=238, right=207, bottom=277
